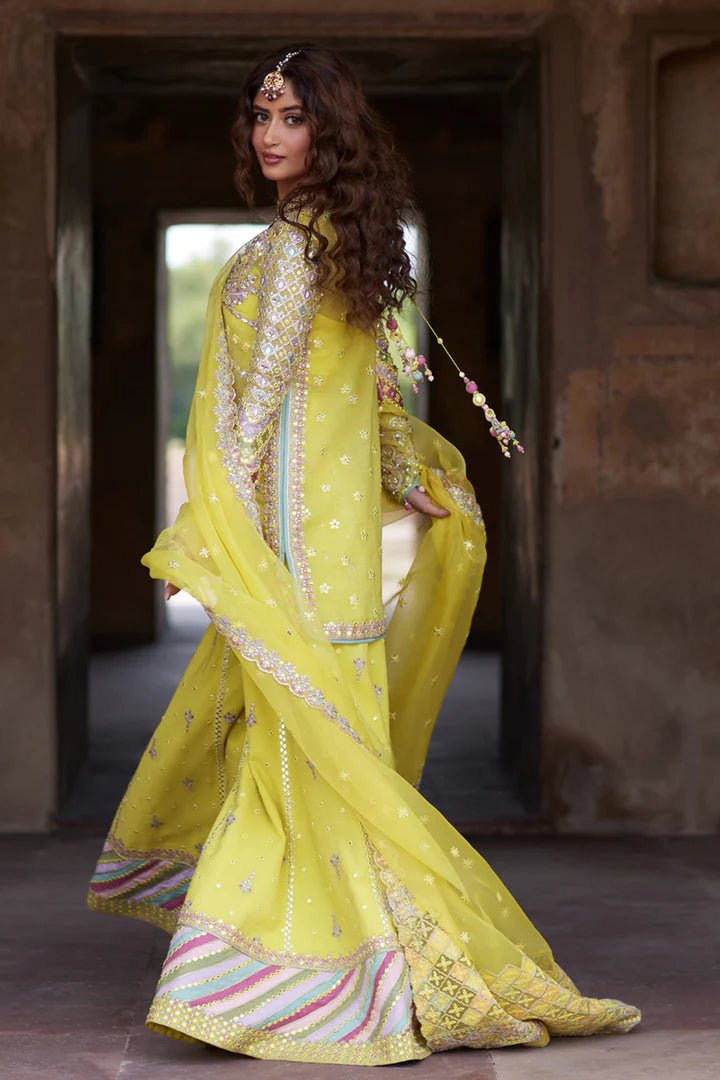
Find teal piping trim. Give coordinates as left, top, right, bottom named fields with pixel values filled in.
left=400, top=478, right=421, bottom=503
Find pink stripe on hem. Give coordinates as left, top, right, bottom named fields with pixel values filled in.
left=132, top=868, right=192, bottom=901
left=266, top=969, right=355, bottom=1032
left=237, top=969, right=333, bottom=1026
left=165, top=932, right=218, bottom=968
left=340, top=952, right=395, bottom=1042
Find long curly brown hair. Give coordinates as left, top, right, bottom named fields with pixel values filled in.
left=231, top=43, right=418, bottom=332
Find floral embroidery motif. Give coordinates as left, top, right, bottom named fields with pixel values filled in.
left=239, top=871, right=255, bottom=894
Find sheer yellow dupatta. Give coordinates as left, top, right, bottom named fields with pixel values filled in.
left=382, top=417, right=487, bottom=786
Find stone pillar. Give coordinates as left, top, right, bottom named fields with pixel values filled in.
left=0, top=11, right=57, bottom=829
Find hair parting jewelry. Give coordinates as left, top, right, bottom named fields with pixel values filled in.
left=260, top=49, right=303, bottom=101
left=383, top=304, right=525, bottom=458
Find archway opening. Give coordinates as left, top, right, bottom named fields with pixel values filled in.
left=57, top=35, right=542, bottom=831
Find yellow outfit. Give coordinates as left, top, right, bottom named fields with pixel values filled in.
left=88, top=206, right=640, bottom=1065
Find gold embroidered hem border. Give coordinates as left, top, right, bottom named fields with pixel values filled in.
left=146, top=998, right=430, bottom=1065
left=180, top=899, right=400, bottom=971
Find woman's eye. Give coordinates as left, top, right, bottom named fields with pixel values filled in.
left=286, top=114, right=303, bottom=125
left=252, top=112, right=268, bottom=123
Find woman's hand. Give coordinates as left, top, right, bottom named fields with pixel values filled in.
left=164, top=582, right=181, bottom=600
left=405, top=484, right=450, bottom=518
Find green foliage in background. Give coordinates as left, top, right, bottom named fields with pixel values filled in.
left=166, top=238, right=238, bottom=440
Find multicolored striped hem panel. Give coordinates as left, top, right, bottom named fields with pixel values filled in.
left=87, top=842, right=194, bottom=932
left=146, top=925, right=429, bottom=1065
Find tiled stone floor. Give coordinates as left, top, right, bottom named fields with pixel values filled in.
left=1, top=832, right=718, bottom=1078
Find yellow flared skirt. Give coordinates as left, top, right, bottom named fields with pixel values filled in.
left=88, top=617, right=640, bottom=1066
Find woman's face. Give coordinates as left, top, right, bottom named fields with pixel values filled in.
left=251, top=77, right=311, bottom=199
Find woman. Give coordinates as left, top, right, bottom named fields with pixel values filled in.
left=88, top=43, right=640, bottom=1066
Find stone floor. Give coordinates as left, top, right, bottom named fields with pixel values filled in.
left=1, top=831, right=718, bottom=1079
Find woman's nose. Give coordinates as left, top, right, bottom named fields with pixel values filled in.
left=263, top=119, right=280, bottom=146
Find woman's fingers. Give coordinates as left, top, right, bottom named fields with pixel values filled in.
left=405, top=486, right=450, bottom=518
left=164, top=582, right=180, bottom=600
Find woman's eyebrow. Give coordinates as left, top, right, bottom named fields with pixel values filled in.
left=253, top=104, right=303, bottom=113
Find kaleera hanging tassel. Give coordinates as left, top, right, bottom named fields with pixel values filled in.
left=384, top=303, right=525, bottom=458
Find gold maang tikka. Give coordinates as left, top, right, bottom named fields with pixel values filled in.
left=260, top=49, right=302, bottom=101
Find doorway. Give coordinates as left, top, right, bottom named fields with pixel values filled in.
left=56, top=35, right=543, bottom=831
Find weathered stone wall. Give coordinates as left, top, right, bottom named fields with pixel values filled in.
left=540, top=11, right=720, bottom=833
left=1, top=0, right=719, bottom=831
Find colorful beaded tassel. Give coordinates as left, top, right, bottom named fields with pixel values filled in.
left=384, top=305, right=525, bottom=459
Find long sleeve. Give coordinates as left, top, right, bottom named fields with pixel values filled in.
left=224, top=218, right=320, bottom=474
left=375, top=328, right=423, bottom=504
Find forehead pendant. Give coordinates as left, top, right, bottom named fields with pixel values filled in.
left=260, top=49, right=302, bottom=101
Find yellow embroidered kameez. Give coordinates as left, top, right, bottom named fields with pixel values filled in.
left=88, top=206, right=640, bottom=1065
